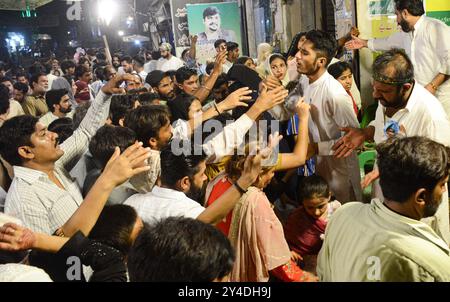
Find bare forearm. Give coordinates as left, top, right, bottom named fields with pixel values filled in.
left=431, top=73, right=450, bottom=88
left=197, top=176, right=253, bottom=225
left=362, top=126, right=375, bottom=142
left=61, top=177, right=115, bottom=237
left=33, top=233, right=69, bottom=253
left=194, top=71, right=220, bottom=103
left=277, top=118, right=309, bottom=171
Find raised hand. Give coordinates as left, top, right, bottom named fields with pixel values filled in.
left=264, top=74, right=283, bottom=90
left=361, top=168, right=379, bottom=189
left=101, top=73, right=135, bottom=95
left=332, top=127, right=365, bottom=158
left=254, top=84, right=289, bottom=112
left=0, top=223, right=36, bottom=252
left=101, top=141, right=152, bottom=187
left=344, top=35, right=368, bottom=50
left=213, top=50, right=228, bottom=74
left=218, top=87, right=253, bottom=112
left=190, top=35, right=198, bottom=45
left=295, top=97, right=310, bottom=120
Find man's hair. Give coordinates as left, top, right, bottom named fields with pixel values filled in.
left=138, top=92, right=161, bottom=106
left=394, top=0, right=424, bottom=16
left=287, top=32, right=307, bottom=58
left=297, top=175, right=330, bottom=203
left=0, top=115, right=38, bottom=166
left=48, top=117, right=73, bottom=144
left=28, top=63, right=45, bottom=76
left=213, top=73, right=228, bottom=90
left=372, top=48, right=414, bottom=85
left=132, top=55, right=145, bottom=68
left=214, top=39, right=226, bottom=49
left=236, top=56, right=252, bottom=65
left=96, top=52, right=107, bottom=61
left=15, top=71, right=28, bottom=81
left=75, top=65, right=90, bottom=80
left=89, top=125, right=136, bottom=168
left=60, top=60, right=76, bottom=73
left=328, top=61, right=353, bottom=79
left=89, top=205, right=139, bottom=258
left=109, top=94, right=137, bottom=126
left=145, top=70, right=166, bottom=88
left=305, top=30, right=337, bottom=67
left=159, top=143, right=206, bottom=188
left=0, top=84, right=10, bottom=115
left=120, top=55, right=132, bottom=64
left=0, top=76, right=12, bottom=85
left=45, top=89, right=68, bottom=113
left=30, top=72, right=47, bottom=89
left=13, top=82, right=29, bottom=94
left=226, top=42, right=239, bottom=52
left=203, top=6, right=220, bottom=19
left=124, top=105, right=170, bottom=148
left=128, top=217, right=234, bottom=282
left=175, top=66, right=197, bottom=85
left=377, top=136, right=449, bottom=203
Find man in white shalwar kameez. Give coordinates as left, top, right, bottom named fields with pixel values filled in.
left=346, top=0, right=450, bottom=119
left=333, top=49, right=450, bottom=245
left=286, top=30, right=362, bottom=202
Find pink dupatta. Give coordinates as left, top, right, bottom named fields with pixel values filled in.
left=228, top=187, right=291, bottom=282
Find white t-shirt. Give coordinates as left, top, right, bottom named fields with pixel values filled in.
left=156, top=56, right=185, bottom=72
left=124, top=186, right=204, bottom=224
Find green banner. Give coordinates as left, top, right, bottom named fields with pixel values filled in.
left=427, top=11, right=450, bottom=26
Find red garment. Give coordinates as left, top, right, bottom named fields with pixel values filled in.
left=284, top=207, right=327, bottom=256
left=206, top=177, right=233, bottom=236
left=271, top=260, right=315, bottom=282
left=347, top=90, right=359, bottom=116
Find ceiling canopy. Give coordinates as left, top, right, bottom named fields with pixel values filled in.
left=0, top=0, right=53, bottom=10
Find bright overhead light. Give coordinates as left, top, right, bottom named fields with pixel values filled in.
left=98, top=0, right=118, bottom=26
left=118, top=30, right=124, bottom=36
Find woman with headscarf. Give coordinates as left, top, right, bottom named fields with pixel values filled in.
left=255, top=43, right=273, bottom=79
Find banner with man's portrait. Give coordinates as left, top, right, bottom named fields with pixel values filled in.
left=187, top=1, right=242, bottom=64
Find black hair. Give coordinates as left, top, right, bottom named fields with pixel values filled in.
left=167, top=93, right=198, bottom=122
left=0, top=115, right=38, bottom=166
left=394, top=0, right=424, bottom=16
left=159, top=142, right=207, bottom=188
left=89, top=205, right=140, bottom=258
left=213, top=73, right=228, bottom=90
left=13, top=82, right=29, bottom=94
left=138, top=92, right=161, bottom=106
left=0, top=84, right=10, bottom=115
left=45, top=89, right=69, bottom=113
left=269, top=53, right=287, bottom=65
left=372, top=48, right=414, bottom=85
left=109, top=94, right=137, bottom=126
left=128, top=217, right=234, bottom=282
left=15, top=71, right=28, bottom=81
left=94, top=66, right=105, bottom=82
left=145, top=70, right=166, bottom=88
left=226, top=42, right=239, bottom=52
left=328, top=61, right=353, bottom=79
left=120, top=55, right=132, bottom=64
left=286, top=32, right=307, bottom=58
left=236, top=56, right=253, bottom=65
left=0, top=76, right=12, bottom=85
left=48, top=117, right=74, bottom=144
left=203, top=6, right=220, bottom=19
left=305, top=30, right=337, bottom=67
left=28, top=63, right=45, bottom=77
left=297, top=175, right=330, bottom=203
left=205, top=62, right=215, bottom=75
left=124, top=105, right=170, bottom=148
left=377, top=136, right=449, bottom=203
left=96, top=52, right=107, bottom=61
left=175, top=66, right=197, bottom=85
left=181, top=48, right=190, bottom=59
left=89, top=125, right=136, bottom=169
left=29, top=72, right=47, bottom=89
left=75, top=65, right=90, bottom=80
left=60, top=60, right=76, bottom=74
left=214, top=39, right=227, bottom=49
left=132, top=55, right=145, bottom=67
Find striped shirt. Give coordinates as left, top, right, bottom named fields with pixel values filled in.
left=4, top=91, right=111, bottom=234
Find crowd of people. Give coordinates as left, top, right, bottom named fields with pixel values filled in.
left=0, top=0, right=449, bottom=282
